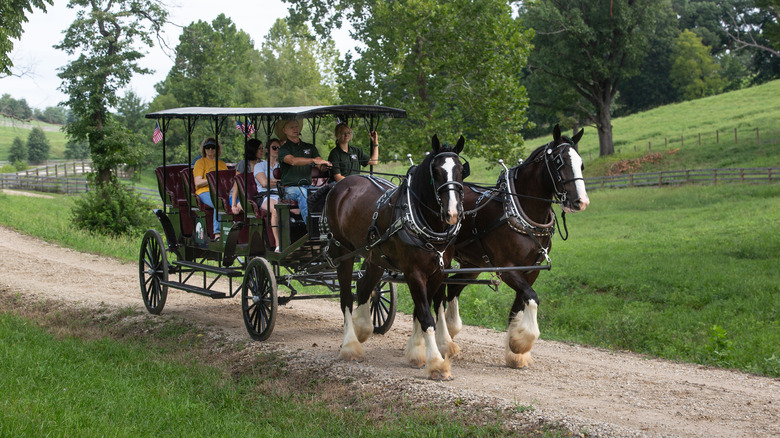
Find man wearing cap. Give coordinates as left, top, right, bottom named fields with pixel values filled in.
left=276, top=119, right=331, bottom=223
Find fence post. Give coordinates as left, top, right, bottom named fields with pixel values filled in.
left=734, top=128, right=738, bottom=144
left=658, top=172, right=662, bottom=187
left=714, top=169, right=718, bottom=185
left=630, top=174, right=634, bottom=187
left=698, top=133, right=701, bottom=146
left=648, top=141, right=651, bottom=151
left=756, top=127, right=760, bottom=144
left=717, top=129, right=719, bottom=143
left=681, top=135, right=684, bottom=148
left=741, top=169, right=745, bottom=182
left=665, top=137, right=667, bottom=149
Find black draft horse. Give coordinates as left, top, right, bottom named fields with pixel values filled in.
left=434, top=125, right=589, bottom=368
left=325, top=135, right=466, bottom=380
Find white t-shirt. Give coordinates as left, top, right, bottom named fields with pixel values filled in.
left=254, top=160, right=279, bottom=194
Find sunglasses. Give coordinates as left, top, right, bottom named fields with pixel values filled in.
left=204, top=144, right=216, bottom=150
left=271, top=145, right=279, bottom=150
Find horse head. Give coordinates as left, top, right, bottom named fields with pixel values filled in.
left=549, top=125, right=590, bottom=213
left=423, top=134, right=466, bottom=226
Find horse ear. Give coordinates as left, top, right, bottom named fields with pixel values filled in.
left=431, top=134, right=441, bottom=153
left=553, top=124, right=561, bottom=142
left=572, top=128, right=584, bottom=144
left=454, top=136, right=465, bottom=154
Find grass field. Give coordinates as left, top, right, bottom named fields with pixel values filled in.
left=2, top=296, right=550, bottom=437
left=0, top=115, right=68, bottom=161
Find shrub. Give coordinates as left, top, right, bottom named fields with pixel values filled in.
left=71, top=176, right=156, bottom=237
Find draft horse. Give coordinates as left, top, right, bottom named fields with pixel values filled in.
left=437, top=124, right=589, bottom=368
left=325, top=135, right=466, bottom=380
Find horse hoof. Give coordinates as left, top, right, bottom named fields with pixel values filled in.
left=409, top=359, right=426, bottom=369
left=506, top=351, right=533, bottom=369
left=428, top=370, right=454, bottom=381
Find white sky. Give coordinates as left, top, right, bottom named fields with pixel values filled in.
left=2, top=0, right=355, bottom=110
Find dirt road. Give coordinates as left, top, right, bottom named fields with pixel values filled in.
left=0, top=225, right=777, bottom=437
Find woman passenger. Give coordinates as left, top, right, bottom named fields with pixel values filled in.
left=327, top=123, right=379, bottom=182
left=193, top=137, right=228, bottom=241
left=231, top=138, right=263, bottom=215
left=254, top=138, right=283, bottom=253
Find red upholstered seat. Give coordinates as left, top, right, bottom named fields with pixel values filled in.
left=180, top=167, right=215, bottom=237
left=235, top=174, right=277, bottom=248
left=206, top=170, right=235, bottom=213
left=154, top=164, right=189, bottom=207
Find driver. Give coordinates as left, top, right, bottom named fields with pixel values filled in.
left=275, top=118, right=331, bottom=223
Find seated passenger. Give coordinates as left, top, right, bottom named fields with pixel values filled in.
left=327, top=123, right=380, bottom=182
left=253, top=138, right=283, bottom=253
left=193, top=137, right=228, bottom=240
left=231, top=138, right=263, bottom=215
left=275, top=118, right=331, bottom=224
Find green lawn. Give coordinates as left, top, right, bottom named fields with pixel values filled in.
left=0, top=116, right=68, bottom=160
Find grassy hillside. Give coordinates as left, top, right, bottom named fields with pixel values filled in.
left=525, top=79, right=780, bottom=177
left=0, top=116, right=68, bottom=161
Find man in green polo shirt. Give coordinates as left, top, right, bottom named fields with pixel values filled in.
left=277, top=118, right=331, bottom=223
left=327, top=123, right=379, bottom=182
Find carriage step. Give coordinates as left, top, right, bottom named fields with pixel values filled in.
left=160, top=280, right=228, bottom=299
left=171, top=260, right=244, bottom=277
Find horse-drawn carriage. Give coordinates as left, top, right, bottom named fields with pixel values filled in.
left=140, top=104, right=589, bottom=379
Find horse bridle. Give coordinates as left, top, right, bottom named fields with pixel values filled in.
left=428, top=151, right=466, bottom=218
left=541, top=142, right=583, bottom=205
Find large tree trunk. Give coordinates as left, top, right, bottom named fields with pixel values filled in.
left=595, top=102, right=614, bottom=157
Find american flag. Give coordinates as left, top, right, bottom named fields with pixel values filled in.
left=236, top=120, right=256, bottom=139
left=152, top=122, right=163, bottom=144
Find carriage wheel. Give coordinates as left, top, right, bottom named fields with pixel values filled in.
left=139, top=229, right=168, bottom=315
left=371, top=281, right=397, bottom=334
left=242, top=257, right=278, bottom=341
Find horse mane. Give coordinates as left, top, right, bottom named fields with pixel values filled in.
left=517, top=134, right=575, bottom=172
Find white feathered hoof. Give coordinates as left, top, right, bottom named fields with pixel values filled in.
left=507, top=301, right=540, bottom=354
left=505, top=350, right=533, bottom=369
left=353, top=303, right=373, bottom=343
left=339, top=339, right=364, bottom=362
left=426, top=357, right=453, bottom=381
left=405, top=344, right=426, bottom=368
left=444, top=340, right=460, bottom=359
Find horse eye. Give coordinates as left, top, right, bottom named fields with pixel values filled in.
left=581, top=164, right=585, bottom=171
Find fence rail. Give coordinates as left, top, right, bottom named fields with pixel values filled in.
left=0, top=174, right=90, bottom=194
left=585, top=167, right=779, bottom=190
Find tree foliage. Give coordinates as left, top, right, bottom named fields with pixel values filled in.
left=64, top=139, right=90, bottom=160
left=26, top=127, right=50, bottom=164
left=285, top=0, right=533, bottom=164
left=55, top=0, right=167, bottom=183
left=0, top=94, right=33, bottom=120
left=0, top=0, right=53, bottom=76
left=8, top=137, right=27, bottom=163
left=521, top=0, right=669, bottom=157
left=671, top=29, right=726, bottom=99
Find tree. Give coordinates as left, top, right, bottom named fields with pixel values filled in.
left=8, top=136, right=27, bottom=163
left=55, top=0, right=167, bottom=184
left=260, top=19, right=338, bottom=106
left=0, top=0, right=53, bottom=76
left=27, top=127, right=50, bottom=164
left=670, top=30, right=726, bottom=99
left=64, top=139, right=90, bottom=160
left=521, top=0, right=669, bottom=157
left=286, top=0, right=533, bottom=163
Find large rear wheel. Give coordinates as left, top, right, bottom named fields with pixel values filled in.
left=139, top=229, right=168, bottom=314
left=242, top=257, right=278, bottom=341
left=371, top=280, right=397, bottom=334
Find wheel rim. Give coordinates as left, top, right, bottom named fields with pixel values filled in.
left=139, top=230, right=168, bottom=314
left=370, top=281, right=397, bottom=334
left=242, top=258, right=277, bottom=341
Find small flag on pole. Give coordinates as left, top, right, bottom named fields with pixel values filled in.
left=152, top=122, right=163, bottom=144
left=236, top=120, right=256, bottom=139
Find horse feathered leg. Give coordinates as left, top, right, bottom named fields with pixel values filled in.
left=352, top=263, right=384, bottom=343
left=336, top=257, right=363, bottom=361
left=435, top=302, right=459, bottom=358
left=405, top=317, right=426, bottom=368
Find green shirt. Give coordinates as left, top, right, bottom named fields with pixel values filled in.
left=278, top=139, right=321, bottom=186
left=327, top=144, right=370, bottom=179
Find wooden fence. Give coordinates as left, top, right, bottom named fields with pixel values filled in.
left=584, top=167, right=779, bottom=190
left=14, top=161, right=93, bottom=178
left=0, top=174, right=90, bottom=194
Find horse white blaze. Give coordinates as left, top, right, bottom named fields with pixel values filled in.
left=441, top=157, right=460, bottom=225
left=444, top=297, right=462, bottom=338
left=339, top=308, right=364, bottom=361
left=565, top=149, right=590, bottom=212
left=507, top=299, right=540, bottom=355
left=353, top=302, right=373, bottom=343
